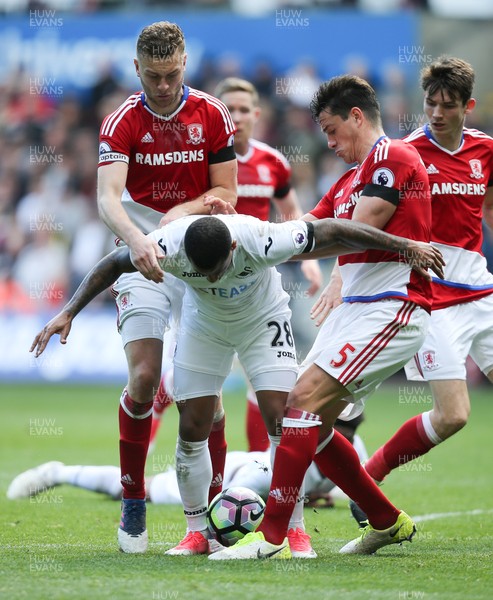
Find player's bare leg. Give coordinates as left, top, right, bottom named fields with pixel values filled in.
left=166, top=395, right=216, bottom=556
left=364, top=379, right=470, bottom=484
left=118, top=338, right=162, bottom=553
left=429, top=380, right=471, bottom=439
left=212, top=366, right=414, bottom=559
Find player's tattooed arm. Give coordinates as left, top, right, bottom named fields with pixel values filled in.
left=306, top=218, right=445, bottom=280
left=30, top=249, right=136, bottom=357
left=66, top=248, right=136, bottom=315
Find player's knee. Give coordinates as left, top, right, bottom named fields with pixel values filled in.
left=436, top=407, right=469, bottom=435
left=129, top=363, right=160, bottom=400
left=445, top=411, right=469, bottom=433
left=178, top=406, right=212, bottom=442
left=286, top=386, right=312, bottom=411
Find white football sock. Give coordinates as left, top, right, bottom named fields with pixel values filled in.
left=58, top=465, right=122, bottom=499
left=421, top=410, right=443, bottom=445
left=175, top=436, right=211, bottom=532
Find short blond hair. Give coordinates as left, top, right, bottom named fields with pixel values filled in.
left=136, top=21, right=185, bottom=60
left=215, top=77, right=259, bottom=105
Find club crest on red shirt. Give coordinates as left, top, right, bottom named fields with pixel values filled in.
left=469, top=159, right=484, bottom=180
left=186, top=123, right=205, bottom=145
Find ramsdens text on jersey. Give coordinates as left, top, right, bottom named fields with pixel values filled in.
left=135, top=150, right=205, bottom=166
left=431, top=182, right=486, bottom=196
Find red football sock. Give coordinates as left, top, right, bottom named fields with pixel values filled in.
left=149, top=376, right=175, bottom=448
left=314, top=429, right=399, bottom=530
left=258, top=408, right=320, bottom=545
left=365, top=414, right=436, bottom=483
left=246, top=400, right=269, bottom=452
left=119, top=389, right=153, bottom=500
left=153, top=376, right=174, bottom=416
left=149, top=416, right=162, bottom=447
left=208, top=415, right=227, bottom=505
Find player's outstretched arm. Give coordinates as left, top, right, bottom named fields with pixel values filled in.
left=309, top=218, right=445, bottom=280
left=30, top=248, right=135, bottom=357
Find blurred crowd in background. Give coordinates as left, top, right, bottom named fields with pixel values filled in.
left=0, top=1, right=431, bottom=17
left=0, top=8, right=492, bottom=322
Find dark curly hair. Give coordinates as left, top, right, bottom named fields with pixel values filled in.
left=184, top=217, right=232, bottom=271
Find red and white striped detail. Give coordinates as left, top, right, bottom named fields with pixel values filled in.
left=374, top=137, right=391, bottom=163
left=464, top=127, right=493, bottom=141
left=403, top=128, right=426, bottom=144
left=101, top=94, right=141, bottom=138
left=282, top=408, right=321, bottom=429
left=413, top=352, right=424, bottom=378
left=110, top=286, right=121, bottom=329
left=338, top=301, right=418, bottom=386
left=189, top=89, right=235, bottom=135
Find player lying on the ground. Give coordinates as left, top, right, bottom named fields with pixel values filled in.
left=7, top=417, right=368, bottom=506
left=30, top=212, right=443, bottom=557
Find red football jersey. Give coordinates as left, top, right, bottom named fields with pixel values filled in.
left=235, top=139, right=291, bottom=220
left=98, top=86, right=236, bottom=233
left=405, top=125, right=493, bottom=309
left=310, top=137, right=432, bottom=311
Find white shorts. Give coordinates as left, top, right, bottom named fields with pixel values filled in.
left=405, top=293, right=493, bottom=381
left=173, top=304, right=298, bottom=401
left=112, top=272, right=185, bottom=346
left=301, top=300, right=429, bottom=419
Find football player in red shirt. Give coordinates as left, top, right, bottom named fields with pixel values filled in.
left=150, top=78, right=322, bottom=458
left=355, top=57, right=493, bottom=491
left=148, top=77, right=322, bottom=557
left=96, top=21, right=237, bottom=554
left=211, top=74, right=434, bottom=560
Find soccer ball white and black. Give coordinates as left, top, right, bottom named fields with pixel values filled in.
left=206, top=486, right=265, bottom=547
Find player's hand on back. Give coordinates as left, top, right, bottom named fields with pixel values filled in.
left=128, top=235, right=165, bottom=284
left=204, top=195, right=237, bottom=215
left=30, top=311, right=74, bottom=357
left=405, top=242, right=445, bottom=281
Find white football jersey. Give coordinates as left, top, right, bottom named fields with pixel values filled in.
left=147, top=214, right=313, bottom=323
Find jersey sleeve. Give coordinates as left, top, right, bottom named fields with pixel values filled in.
left=246, top=219, right=314, bottom=269
left=362, top=142, right=420, bottom=205
left=488, top=139, right=493, bottom=187
left=309, top=189, right=335, bottom=219
left=98, top=100, right=134, bottom=167
left=207, top=97, right=236, bottom=164
left=272, top=152, right=292, bottom=199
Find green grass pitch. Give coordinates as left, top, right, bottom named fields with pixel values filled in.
left=1, top=382, right=492, bottom=600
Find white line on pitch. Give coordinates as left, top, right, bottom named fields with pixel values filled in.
left=413, top=508, right=493, bottom=523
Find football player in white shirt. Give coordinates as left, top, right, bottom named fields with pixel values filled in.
left=30, top=211, right=443, bottom=557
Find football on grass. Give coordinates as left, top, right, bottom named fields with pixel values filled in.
left=206, top=486, right=265, bottom=547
